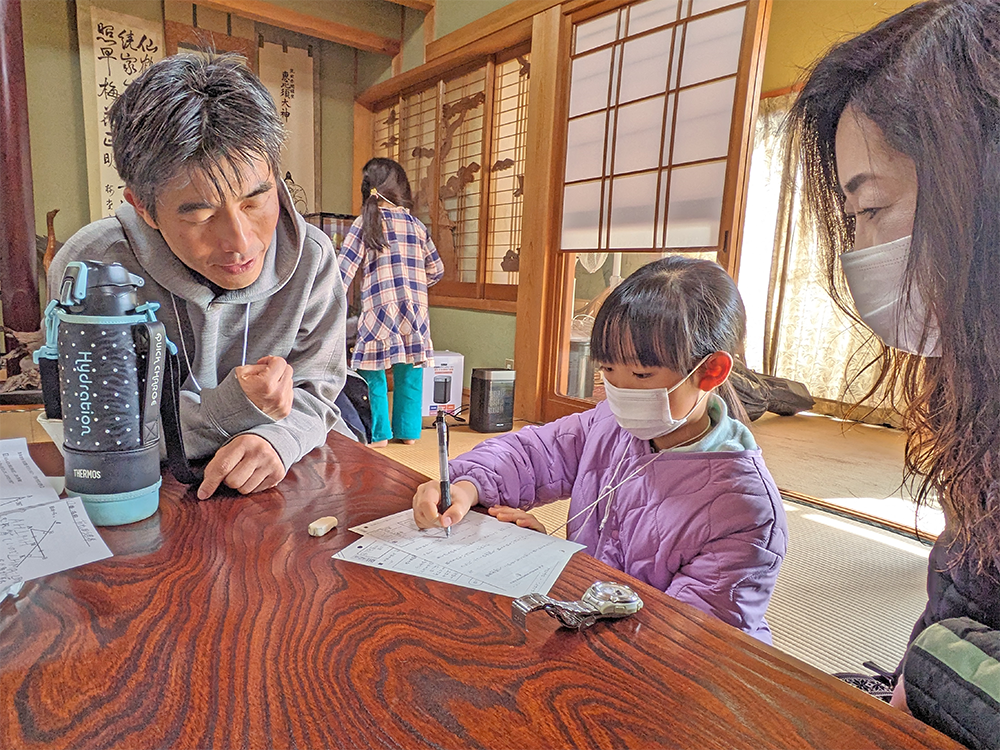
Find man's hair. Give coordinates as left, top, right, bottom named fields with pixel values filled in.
left=107, top=52, right=285, bottom=220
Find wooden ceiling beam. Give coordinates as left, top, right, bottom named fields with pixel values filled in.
left=192, top=0, right=401, bottom=56
left=383, top=0, right=435, bottom=13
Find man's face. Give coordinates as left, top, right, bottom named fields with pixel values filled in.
left=126, top=157, right=280, bottom=289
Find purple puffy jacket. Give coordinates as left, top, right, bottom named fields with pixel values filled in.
left=450, top=399, right=788, bottom=643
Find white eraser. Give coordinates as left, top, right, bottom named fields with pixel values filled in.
left=308, top=516, right=339, bottom=536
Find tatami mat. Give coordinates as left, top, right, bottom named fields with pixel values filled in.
left=369, top=419, right=530, bottom=480
left=769, top=502, right=929, bottom=674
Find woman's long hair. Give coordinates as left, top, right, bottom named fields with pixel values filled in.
left=787, top=0, right=1000, bottom=574
left=360, top=157, right=414, bottom=252
left=591, top=255, right=751, bottom=424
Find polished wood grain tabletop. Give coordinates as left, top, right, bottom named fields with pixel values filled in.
left=1, top=434, right=959, bottom=749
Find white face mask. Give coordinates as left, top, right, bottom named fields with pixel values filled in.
left=602, top=357, right=709, bottom=440
left=840, top=235, right=941, bottom=357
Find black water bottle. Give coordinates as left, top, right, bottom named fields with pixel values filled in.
left=35, top=261, right=173, bottom=525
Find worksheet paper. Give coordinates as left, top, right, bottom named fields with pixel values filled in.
left=335, top=536, right=509, bottom=595
left=334, top=510, right=585, bottom=598
left=0, top=438, right=113, bottom=594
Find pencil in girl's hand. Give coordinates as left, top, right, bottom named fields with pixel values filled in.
left=435, top=413, right=452, bottom=537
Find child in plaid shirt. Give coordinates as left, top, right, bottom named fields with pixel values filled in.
left=339, top=158, right=444, bottom=446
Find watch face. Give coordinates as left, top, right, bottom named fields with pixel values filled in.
left=582, top=581, right=643, bottom=617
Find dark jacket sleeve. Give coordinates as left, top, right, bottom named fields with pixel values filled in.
left=905, top=531, right=1000, bottom=651
left=902, top=617, right=1000, bottom=750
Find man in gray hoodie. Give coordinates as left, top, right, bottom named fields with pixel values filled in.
left=48, top=53, right=354, bottom=500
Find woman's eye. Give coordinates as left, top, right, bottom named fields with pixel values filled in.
left=632, top=372, right=652, bottom=379
left=857, top=207, right=882, bottom=219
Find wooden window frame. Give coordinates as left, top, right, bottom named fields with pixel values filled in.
left=540, top=0, right=771, bottom=423
left=354, top=0, right=769, bottom=419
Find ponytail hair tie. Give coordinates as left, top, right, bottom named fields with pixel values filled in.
left=369, top=187, right=398, bottom=208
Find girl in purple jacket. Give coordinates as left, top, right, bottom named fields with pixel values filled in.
left=413, top=257, right=787, bottom=643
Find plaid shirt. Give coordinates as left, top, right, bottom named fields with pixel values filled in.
left=338, top=207, right=444, bottom=370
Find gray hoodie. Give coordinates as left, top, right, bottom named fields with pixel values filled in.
left=47, top=182, right=353, bottom=471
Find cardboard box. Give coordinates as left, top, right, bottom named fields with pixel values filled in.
left=422, top=351, right=464, bottom=417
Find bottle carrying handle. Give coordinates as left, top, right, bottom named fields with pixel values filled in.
left=36, top=300, right=63, bottom=420
left=160, top=348, right=205, bottom=486
left=135, top=321, right=167, bottom=446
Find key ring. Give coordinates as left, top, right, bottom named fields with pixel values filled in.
left=511, top=581, right=643, bottom=630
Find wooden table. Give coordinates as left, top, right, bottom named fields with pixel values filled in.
left=1, top=434, right=959, bottom=749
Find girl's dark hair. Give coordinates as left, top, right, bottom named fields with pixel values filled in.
left=360, top=158, right=414, bottom=252
left=787, top=0, right=1000, bottom=573
left=591, top=256, right=749, bottom=423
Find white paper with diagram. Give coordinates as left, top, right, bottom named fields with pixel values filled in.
left=0, top=438, right=113, bottom=592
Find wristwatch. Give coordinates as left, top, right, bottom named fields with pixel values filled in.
left=511, top=581, right=643, bottom=630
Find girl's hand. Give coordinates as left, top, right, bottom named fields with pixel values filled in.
left=488, top=506, right=547, bottom=533
left=412, top=479, right=478, bottom=530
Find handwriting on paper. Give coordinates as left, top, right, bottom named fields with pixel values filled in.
left=0, top=439, right=112, bottom=593
left=336, top=510, right=584, bottom=598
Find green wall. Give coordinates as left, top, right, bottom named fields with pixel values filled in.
left=317, top=43, right=355, bottom=215
left=761, top=0, right=919, bottom=91
left=429, top=308, right=516, bottom=388
left=400, top=8, right=428, bottom=73
left=22, top=1, right=94, bottom=244
left=434, top=0, right=518, bottom=39
left=261, top=0, right=400, bottom=37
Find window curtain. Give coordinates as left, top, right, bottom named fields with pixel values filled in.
left=739, top=93, right=901, bottom=426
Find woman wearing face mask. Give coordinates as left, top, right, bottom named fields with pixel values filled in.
left=788, top=1, right=1000, bottom=747
left=412, top=256, right=788, bottom=643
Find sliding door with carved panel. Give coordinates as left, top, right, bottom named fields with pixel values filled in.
left=544, top=0, right=769, bottom=419
left=368, top=45, right=530, bottom=309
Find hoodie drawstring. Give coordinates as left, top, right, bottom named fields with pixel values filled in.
left=170, top=293, right=251, bottom=393
left=242, top=302, right=250, bottom=367
left=171, top=293, right=202, bottom=393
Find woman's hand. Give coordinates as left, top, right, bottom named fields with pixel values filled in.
left=488, top=506, right=547, bottom=533
left=889, top=678, right=911, bottom=714
left=412, top=479, right=479, bottom=530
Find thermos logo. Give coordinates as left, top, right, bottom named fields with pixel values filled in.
left=76, top=351, right=94, bottom=436
left=149, top=331, right=163, bottom=406
left=74, top=468, right=102, bottom=479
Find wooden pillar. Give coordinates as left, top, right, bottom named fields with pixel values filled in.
left=0, top=0, right=40, bottom=357
left=352, top=101, right=374, bottom=214
left=513, top=6, right=570, bottom=422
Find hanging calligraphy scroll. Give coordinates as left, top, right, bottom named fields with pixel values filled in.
left=79, top=7, right=163, bottom=220
left=259, top=42, right=316, bottom=215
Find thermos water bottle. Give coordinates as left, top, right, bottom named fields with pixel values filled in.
left=35, top=261, right=174, bottom=526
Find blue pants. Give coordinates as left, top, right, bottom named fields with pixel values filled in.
left=358, top=364, right=424, bottom=442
